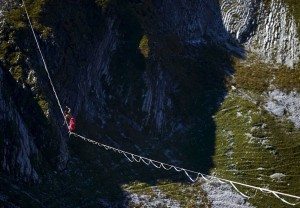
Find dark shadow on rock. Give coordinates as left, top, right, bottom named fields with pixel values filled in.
left=62, top=1, right=246, bottom=207
left=0, top=64, right=63, bottom=187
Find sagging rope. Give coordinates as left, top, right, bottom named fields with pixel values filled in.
left=21, top=0, right=300, bottom=206
left=70, top=132, right=300, bottom=206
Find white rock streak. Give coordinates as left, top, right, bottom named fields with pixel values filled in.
left=221, top=0, right=300, bottom=67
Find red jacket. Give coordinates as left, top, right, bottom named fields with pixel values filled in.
left=68, top=117, right=76, bottom=132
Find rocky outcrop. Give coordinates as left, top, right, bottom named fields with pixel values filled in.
left=265, top=90, right=300, bottom=128
left=142, top=64, right=176, bottom=132
left=0, top=68, right=39, bottom=182
left=137, top=0, right=238, bottom=132
left=78, top=17, right=118, bottom=128
left=221, top=0, right=300, bottom=67
left=201, top=180, right=254, bottom=208
left=127, top=187, right=181, bottom=208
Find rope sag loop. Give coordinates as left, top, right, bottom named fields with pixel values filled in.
left=141, top=158, right=151, bottom=165
left=161, top=164, right=173, bottom=170
left=272, top=192, right=299, bottom=206
left=173, top=167, right=183, bottom=172
left=200, top=174, right=209, bottom=181
left=123, top=153, right=134, bottom=163
left=230, top=182, right=250, bottom=198
left=62, top=132, right=300, bottom=206
left=150, top=160, right=162, bottom=169
left=217, top=178, right=226, bottom=184
left=183, top=169, right=199, bottom=183
left=132, top=155, right=142, bottom=163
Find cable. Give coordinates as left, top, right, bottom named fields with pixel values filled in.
left=21, top=0, right=69, bottom=129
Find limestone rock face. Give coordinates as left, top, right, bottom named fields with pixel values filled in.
left=265, top=90, right=300, bottom=128
left=0, top=68, right=39, bottom=182
left=221, top=0, right=300, bottom=67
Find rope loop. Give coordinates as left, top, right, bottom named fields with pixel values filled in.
left=150, top=160, right=162, bottom=168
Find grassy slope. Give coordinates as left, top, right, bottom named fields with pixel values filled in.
left=217, top=1, right=300, bottom=202
left=234, top=56, right=300, bottom=93
left=214, top=92, right=300, bottom=207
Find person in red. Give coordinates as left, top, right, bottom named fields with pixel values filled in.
left=64, top=106, right=76, bottom=132
left=68, top=117, right=76, bottom=132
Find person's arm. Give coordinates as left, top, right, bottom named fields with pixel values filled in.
left=65, top=106, right=71, bottom=114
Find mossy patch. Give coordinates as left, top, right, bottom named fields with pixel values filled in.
left=273, top=68, right=300, bottom=92
left=233, top=59, right=271, bottom=93
left=10, top=65, right=23, bottom=81
left=233, top=57, right=300, bottom=93
left=37, top=98, right=49, bottom=115
left=139, top=35, right=150, bottom=58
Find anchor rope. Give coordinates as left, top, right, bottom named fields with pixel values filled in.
left=21, top=0, right=69, bottom=129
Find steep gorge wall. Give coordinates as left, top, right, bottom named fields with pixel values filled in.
left=221, top=0, right=300, bottom=67
left=0, top=68, right=39, bottom=182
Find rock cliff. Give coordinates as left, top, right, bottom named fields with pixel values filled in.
left=222, top=0, right=300, bottom=67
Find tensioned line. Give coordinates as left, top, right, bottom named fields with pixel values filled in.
left=21, top=0, right=300, bottom=206
left=21, top=0, right=69, bottom=127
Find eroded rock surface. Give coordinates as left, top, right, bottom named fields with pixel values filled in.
left=222, top=0, right=300, bottom=67
left=265, top=90, right=300, bottom=128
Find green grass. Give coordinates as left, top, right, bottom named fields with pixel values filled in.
left=229, top=45, right=300, bottom=207
left=37, top=98, right=49, bottom=115
left=120, top=87, right=300, bottom=207
left=213, top=92, right=300, bottom=207
left=274, top=68, right=300, bottom=92
left=233, top=57, right=300, bottom=93
left=123, top=181, right=211, bottom=207
left=234, top=59, right=272, bottom=93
